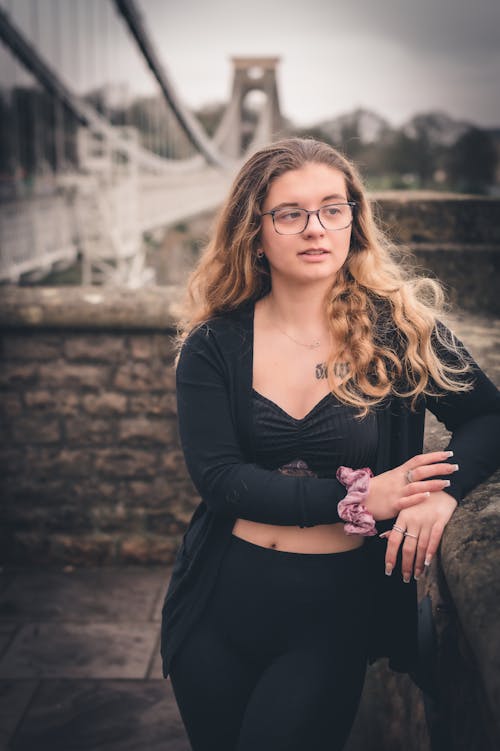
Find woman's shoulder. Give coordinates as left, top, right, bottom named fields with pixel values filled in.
left=180, top=303, right=254, bottom=357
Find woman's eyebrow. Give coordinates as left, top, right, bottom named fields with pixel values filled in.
left=269, top=194, right=347, bottom=211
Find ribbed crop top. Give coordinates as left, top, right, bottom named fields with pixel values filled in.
left=252, top=389, right=378, bottom=479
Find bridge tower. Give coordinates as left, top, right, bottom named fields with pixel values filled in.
left=215, top=57, right=283, bottom=158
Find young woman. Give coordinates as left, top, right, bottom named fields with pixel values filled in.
left=161, top=138, right=500, bottom=751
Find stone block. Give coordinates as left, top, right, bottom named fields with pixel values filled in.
left=38, top=361, right=110, bottom=389
left=93, top=449, right=157, bottom=478
left=128, top=392, right=177, bottom=416
left=144, top=510, right=179, bottom=535
left=113, top=361, right=175, bottom=392
left=4, top=532, right=51, bottom=565
left=65, top=416, right=115, bottom=445
left=121, top=480, right=154, bottom=499
left=162, top=365, right=176, bottom=390
left=64, top=335, right=127, bottom=362
left=114, top=361, right=164, bottom=391
left=0, top=392, right=22, bottom=417
left=160, top=449, right=189, bottom=475
left=1, top=334, right=62, bottom=360
left=24, top=389, right=80, bottom=415
left=12, top=416, right=60, bottom=444
left=4, top=679, right=190, bottom=751
left=3, top=504, right=91, bottom=534
left=0, top=449, right=25, bottom=476
left=0, top=362, right=38, bottom=387
left=1, top=476, right=68, bottom=507
left=48, top=534, right=116, bottom=566
left=118, top=417, right=174, bottom=445
left=82, top=391, right=127, bottom=415
left=25, top=447, right=93, bottom=477
left=119, top=535, right=178, bottom=564
left=0, top=622, right=158, bottom=679
left=89, top=503, right=129, bottom=532
left=128, top=336, right=154, bottom=360
left=0, top=680, right=38, bottom=749
left=123, top=476, right=188, bottom=505
left=0, top=567, right=166, bottom=622
left=344, top=660, right=430, bottom=751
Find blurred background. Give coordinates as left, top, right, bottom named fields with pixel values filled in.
left=0, top=0, right=499, bottom=287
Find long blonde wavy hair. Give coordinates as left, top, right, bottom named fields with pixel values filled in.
left=176, top=138, right=472, bottom=413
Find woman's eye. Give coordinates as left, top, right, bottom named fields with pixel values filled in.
left=324, top=206, right=340, bottom=216
left=278, top=210, right=302, bottom=222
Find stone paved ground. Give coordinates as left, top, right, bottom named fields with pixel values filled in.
left=0, top=313, right=498, bottom=751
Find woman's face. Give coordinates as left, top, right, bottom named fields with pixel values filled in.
left=259, top=162, right=352, bottom=288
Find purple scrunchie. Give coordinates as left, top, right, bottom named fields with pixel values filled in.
left=336, top=466, right=377, bottom=536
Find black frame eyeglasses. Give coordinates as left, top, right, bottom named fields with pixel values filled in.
left=261, top=202, right=356, bottom=235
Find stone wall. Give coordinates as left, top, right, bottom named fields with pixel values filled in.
left=0, top=286, right=198, bottom=565
left=374, top=193, right=500, bottom=316
left=344, top=313, right=500, bottom=751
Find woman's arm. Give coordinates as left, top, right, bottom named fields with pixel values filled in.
left=425, top=325, right=500, bottom=502
left=382, top=323, right=500, bottom=581
left=176, top=327, right=347, bottom=527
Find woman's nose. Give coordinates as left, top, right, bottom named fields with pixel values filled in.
left=303, top=211, right=324, bottom=235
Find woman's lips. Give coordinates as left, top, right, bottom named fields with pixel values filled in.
left=298, top=248, right=330, bottom=257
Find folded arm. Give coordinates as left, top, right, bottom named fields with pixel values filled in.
left=176, top=328, right=347, bottom=528
left=425, top=324, right=500, bottom=502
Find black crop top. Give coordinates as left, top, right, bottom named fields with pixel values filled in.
left=252, top=389, right=378, bottom=480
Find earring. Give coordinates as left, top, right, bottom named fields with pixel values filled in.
left=256, top=250, right=264, bottom=259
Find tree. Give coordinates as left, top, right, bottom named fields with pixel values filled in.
left=447, top=128, right=497, bottom=193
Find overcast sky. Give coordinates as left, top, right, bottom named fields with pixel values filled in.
left=138, top=0, right=500, bottom=128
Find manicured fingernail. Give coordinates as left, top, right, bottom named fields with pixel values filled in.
left=414, top=572, right=420, bottom=581
left=453, top=464, right=459, bottom=471
left=385, top=565, right=393, bottom=576
left=424, top=491, right=430, bottom=496
left=443, top=480, right=450, bottom=487
left=403, top=574, right=410, bottom=584
left=446, top=451, right=454, bottom=457
left=424, top=556, right=432, bottom=567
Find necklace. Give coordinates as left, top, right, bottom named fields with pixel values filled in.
left=274, top=323, right=322, bottom=350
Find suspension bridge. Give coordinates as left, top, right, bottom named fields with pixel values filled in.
left=0, top=0, right=284, bottom=286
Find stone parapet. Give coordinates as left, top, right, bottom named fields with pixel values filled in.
left=0, top=286, right=181, bottom=329
left=0, top=287, right=190, bottom=566
left=346, top=312, right=500, bottom=751
left=371, top=192, right=500, bottom=246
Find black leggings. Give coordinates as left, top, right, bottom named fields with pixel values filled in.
left=169, top=534, right=371, bottom=751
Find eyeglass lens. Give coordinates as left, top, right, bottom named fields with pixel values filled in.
left=273, top=204, right=353, bottom=234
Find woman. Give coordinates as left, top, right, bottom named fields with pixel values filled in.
left=161, top=138, right=500, bottom=751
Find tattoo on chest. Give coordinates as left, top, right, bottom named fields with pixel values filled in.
left=315, top=362, right=349, bottom=379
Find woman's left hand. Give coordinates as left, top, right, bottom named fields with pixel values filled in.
left=379, top=491, right=458, bottom=582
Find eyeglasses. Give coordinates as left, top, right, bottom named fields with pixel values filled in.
left=261, top=202, right=356, bottom=235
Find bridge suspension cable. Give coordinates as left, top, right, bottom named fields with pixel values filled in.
left=0, top=1, right=282, bottom=286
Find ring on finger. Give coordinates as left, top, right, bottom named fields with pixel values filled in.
left=405, top=469, right=413, bottom=484
left=404, top=531, right=419, bottom=539
left=392, top=524, right=406, bottom=534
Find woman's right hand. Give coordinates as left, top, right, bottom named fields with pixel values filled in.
left=364, top=451, right=458, bottom=521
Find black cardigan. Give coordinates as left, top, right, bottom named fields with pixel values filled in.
left=161, top=303, right=500, bottom=684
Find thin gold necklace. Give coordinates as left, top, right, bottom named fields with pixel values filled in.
left=274, top=323, right=322, bottom=350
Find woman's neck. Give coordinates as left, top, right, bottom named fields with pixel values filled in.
left=261, top=285, right=330, bottom=337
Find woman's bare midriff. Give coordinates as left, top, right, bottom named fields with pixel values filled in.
left=231, top=518, right=364, bottom=553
